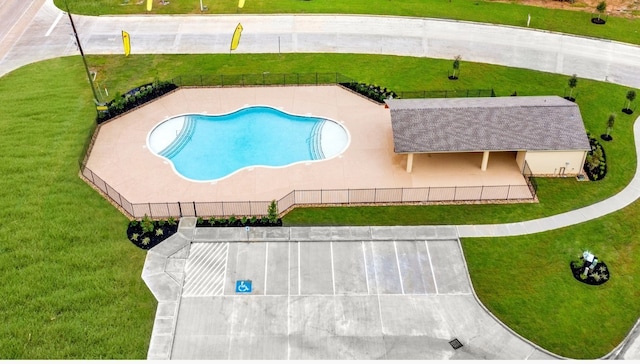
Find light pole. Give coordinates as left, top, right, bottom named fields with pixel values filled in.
left=64, top=0, right=100, bottom=104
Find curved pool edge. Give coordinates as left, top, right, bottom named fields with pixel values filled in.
left=146, top=105, right=351, bottom=183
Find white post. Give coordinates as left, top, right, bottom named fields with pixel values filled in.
left=481, top=151, right=490, bottom=171
left=527, top=14, right=531, bottom=27
left=406, top=153, right=414, bottom=173
left=200, top=0, right=204, bottom=11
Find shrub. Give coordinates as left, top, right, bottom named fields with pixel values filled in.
left=267, top=200, right=279, bottom=224
left=339, top=81, right=397, bottom=103
left=96, top=80, right=178, bottom=123
left=583, top=133, right=607, bottom=181
left=141, top=214, right=155, bottom=234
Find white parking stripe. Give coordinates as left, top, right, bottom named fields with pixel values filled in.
left=330, top=241, right=336, bottom=295
left=45, top=11, right=63, bottom=37
left=425, top=240, right=438, bottom=295
left=393, top=241, right=405, bottom=295
left=361, top=241, right=370, bottom=295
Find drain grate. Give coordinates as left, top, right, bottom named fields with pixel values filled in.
left=449, top=338, right=463, bottom=350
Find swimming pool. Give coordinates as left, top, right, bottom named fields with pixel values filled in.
left=147, top=106, right=350, bottom=182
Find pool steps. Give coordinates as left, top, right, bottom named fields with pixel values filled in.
left=159, top=116, right=196, bottom=159
left=309, top=120, right=326, bottom=160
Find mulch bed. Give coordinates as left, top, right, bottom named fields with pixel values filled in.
left=570, top=259, right=610, bottom=286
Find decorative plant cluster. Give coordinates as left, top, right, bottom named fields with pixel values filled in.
left=570, top=254, right=610, bottom=286
left=195, top=200, right=282, bottom=227
left=340, top=82, right=398, bottom=103
left=583, top=133, right=607, bottom=181
left=127, top=215, right=179, bottom=250
left=96, top=80, right=178, bottom=123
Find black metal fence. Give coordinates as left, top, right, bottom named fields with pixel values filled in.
left=80, top=163, right=537, bottom=220
left=168, top=72, right=494, bottom=100
left=170, top=72, right=357, bottom=88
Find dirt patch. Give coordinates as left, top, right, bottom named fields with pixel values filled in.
left=491, top=0, right=640, bottom=18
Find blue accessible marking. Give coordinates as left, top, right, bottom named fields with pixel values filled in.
left=235, top=280, right=252, bottom=294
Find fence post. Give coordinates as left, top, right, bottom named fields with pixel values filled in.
left=453, top=186, right=457, bottom=200
left=507, top=185, right=511, bottom=200
left=148, top=203, right=152, bottom=218
left=193, top=201, right=196, bottom=217
left=479, top=186, right=484, bottom=200
left=221, top=202, right=225, bottom=217
left=178, top=202, right=183, bottom=217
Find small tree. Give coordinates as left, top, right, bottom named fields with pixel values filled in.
left=267, top=200, right=279, bottom=224
left=602, top=113, right=615, bottom=141
left=567, top=74, right=578, bottom=100
left=596, top=1, right=607, bottom=20
left=624, top=90, right=636, bottom=113
left=450, top=55, right=461, bottom=80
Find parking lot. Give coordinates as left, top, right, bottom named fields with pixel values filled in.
left=145, top=226, right=557, bottom=360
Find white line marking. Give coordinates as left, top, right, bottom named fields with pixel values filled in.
left=330, top=241, right=336, bottom=295
left=361, top=241, right=370, bottom=295
left=287, top=241, right=291, bottom=359
left=264, top=241, right=269, bottom=295
left=297, top=241, right=301, bottom=296
left=45, top=11, right=63, bottom=37
left=394, top=241, right=405, bottom=295
left=425, top=240, right=438, bottom=295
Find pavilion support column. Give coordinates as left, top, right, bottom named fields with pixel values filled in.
left=406, top=153, right=414, bottom=173
left=481, top=151, right=490, bottom=171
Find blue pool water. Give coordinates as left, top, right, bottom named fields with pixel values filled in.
left=147, top=106, right=349, bottom=181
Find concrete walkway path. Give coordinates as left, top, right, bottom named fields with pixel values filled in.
left=3, top=0, right=640, bottom=360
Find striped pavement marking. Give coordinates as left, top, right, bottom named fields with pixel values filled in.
left=182, top=242, right=228, bottom=297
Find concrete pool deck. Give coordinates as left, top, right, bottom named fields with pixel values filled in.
left=85, top=85, right=529, bottom=205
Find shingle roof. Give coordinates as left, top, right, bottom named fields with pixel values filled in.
left=386, top=96, right=591, bottom=153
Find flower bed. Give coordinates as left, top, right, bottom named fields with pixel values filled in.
left=127, top=215, right=179, bottom=250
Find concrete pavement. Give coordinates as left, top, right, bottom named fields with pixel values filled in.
left=3, top=0, right=640, bottom=360
left=2, top=0, right=640, bottom=90
left=143, top=220, right=559, bottom=360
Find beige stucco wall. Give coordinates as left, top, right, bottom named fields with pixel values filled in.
left=524, top=150, right=588, bottom=176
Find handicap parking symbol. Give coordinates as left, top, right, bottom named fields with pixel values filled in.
left=235, top=280, right=252, bottom=294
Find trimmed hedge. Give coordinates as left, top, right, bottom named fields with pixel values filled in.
left=583, top=134, right=607, bottom=181
left=340, top=81, right=398, bottom=103
left=96, top=80, right=178, bottom=123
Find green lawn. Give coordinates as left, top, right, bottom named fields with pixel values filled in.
left=58, top=0, right=640, bottom=45
left=0, top=52, right=638, bottom=358
left=0, top=58, right=155, bottom=359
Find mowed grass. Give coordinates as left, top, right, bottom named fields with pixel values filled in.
left=462, top=203, right=640, bottom=359
left=58, top=0, right=640, bottom=45
left=1, top=52, right=637, bottom=358
left=0, top=59, right=155, bottom=359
